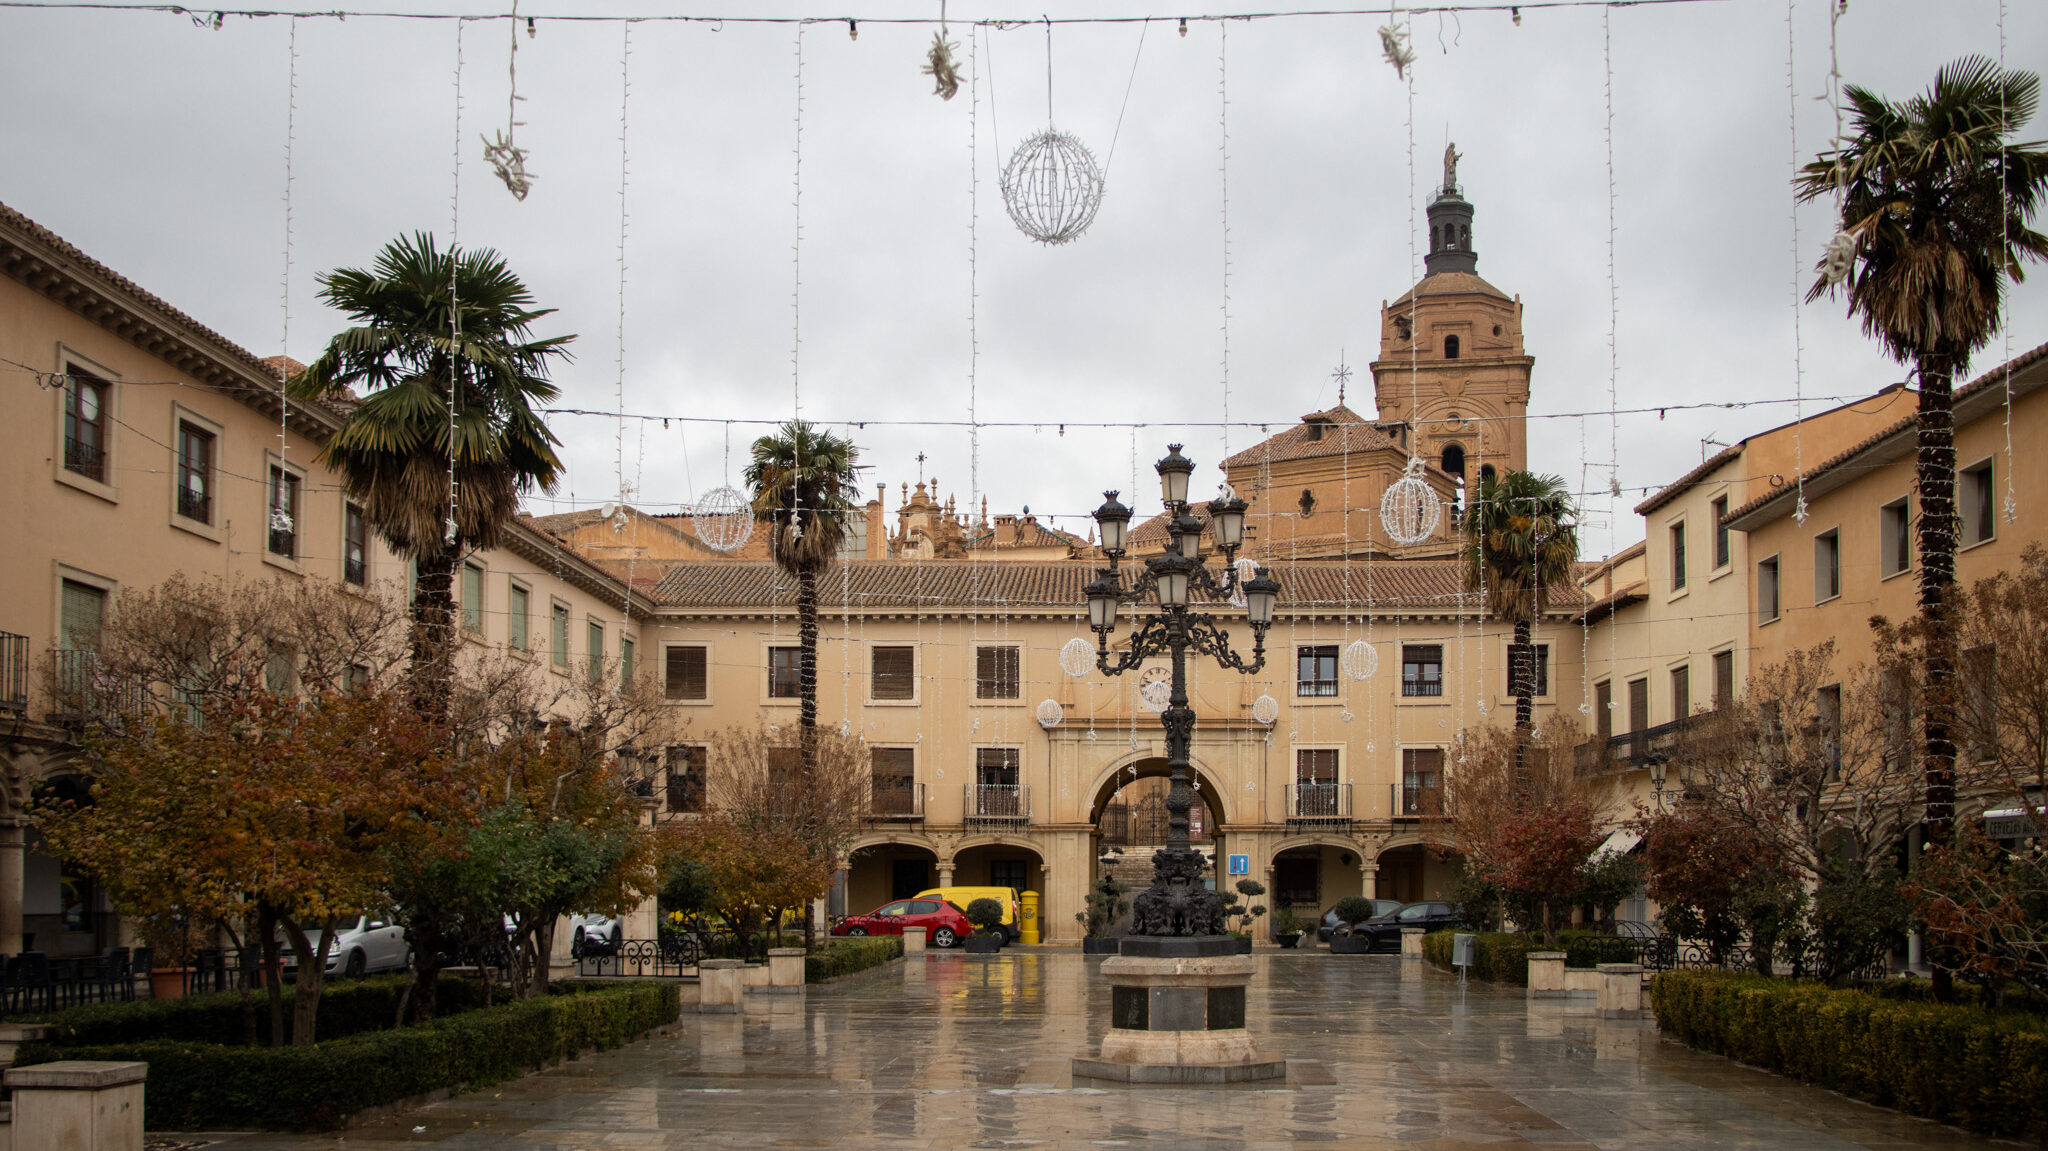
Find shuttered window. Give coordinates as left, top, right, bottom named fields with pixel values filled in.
left=1296, top=748, right=1338, bottom=785
left=508, top=585, right=529, bottom=651
left=768, top=647, right=801, bottom=698
left=60, top=580, right=105, bottom=651
left=976, top=646, right=1020, bottom=699
left=872, top=646, right=915, bottom=700
left=462, top=565, right=485, bottom=633
left=666, top=646, right=708, bottom=700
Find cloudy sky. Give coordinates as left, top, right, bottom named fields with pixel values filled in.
left=4, top=0, right=2042, bottom=561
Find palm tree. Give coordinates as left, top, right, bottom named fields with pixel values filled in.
left=289, top=233, right=573, bottom=718
left=1460, top=470, right=1580, bottom=754
left=744, top=420, right=862, bottom=775
left=1796, top=57, right=2048, bottom=837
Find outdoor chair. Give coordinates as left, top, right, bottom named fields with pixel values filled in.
left=9, top=952, right=55, bottom=1015
left=128, top=947, right=153, bottom=998
left=97, top=948, right=132, bottom=1001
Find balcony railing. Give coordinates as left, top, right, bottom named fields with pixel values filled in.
left=177, top=486, right=211, bottom=523
left=0, top=632, right=26, bottom=714
left=1285, top=782, right=1352, bottom=823
left=871, top=780, right=925, bottom=820
left=1394, top=784, right=1444, bottom=818
left=965, top=784, right=1029, bottom=824
left=50, top=649, right=149, bottom=726
left=64, top=435, right=105, bottom=482
left=1575, top=717, right=1693, bottom=777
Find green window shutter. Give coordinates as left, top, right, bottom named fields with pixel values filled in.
left=508, top=586, right=529, bottom=651
left=462, top=565, right=484, bottom=633
left=620, top=638, right=635, bottom=687
left=552, top=605, right=569, bottom=667
left=60, top=580, right=105, bottom=651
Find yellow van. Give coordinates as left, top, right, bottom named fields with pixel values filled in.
left=914, top=886, right=1023, bottom=943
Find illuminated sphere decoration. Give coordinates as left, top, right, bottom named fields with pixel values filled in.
left=1060, top=637, right=1095, bottom=678
left=1251, top=694, right=1280, bottom=726
left=1380, top=457, right=1442, bottom=547
left=1000, top=128, right=1106, bottom=245
left=1036, top=699, right=1065, bottom=730
left=1342, top=640, right=1379, bottom=681
left=691, top=486, right=755, bottom=553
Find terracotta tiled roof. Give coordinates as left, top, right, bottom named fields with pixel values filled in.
left=648, top=558, right=1586, bottom=615
left=1219, top=405, right=1405, bottom=469
left=1633, top=443, right=1741, bottom=517
left=970, top=519, right=1085, bottom=551
left=1390, top=270, right=1511, bottom=306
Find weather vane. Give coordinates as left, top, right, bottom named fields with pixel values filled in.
left=1331, top=354, right=1352, bottom=406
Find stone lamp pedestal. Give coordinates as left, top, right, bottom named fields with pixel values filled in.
left=1072, top=937, right=1285, bottom=1083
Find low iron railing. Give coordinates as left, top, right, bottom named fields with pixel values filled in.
left=1285, top=782, right=1351, bottom=823
left=49, top=649, right=149, bottom=726
left=0, top=632, right=26, bottom=714
left=966, top=784, right=1029, bottom=824
left=871, top=781, right=925, bottom=820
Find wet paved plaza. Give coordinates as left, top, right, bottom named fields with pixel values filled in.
left=205, top=952, right=2002, bottom=1150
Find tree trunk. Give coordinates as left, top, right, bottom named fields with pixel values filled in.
left=1511, top=618, right=1534, bottom=787
left=410, top=546, right=458, bottom=722
left=1916, top=352, right=1959, bottom=842
left=278, top=914, right=339, bottom=1046
left=258, top=903, right=285, bottom=1047
left=405, top=915, right=445, bottom=1022
left=532, top=917, right=557, bottom=995
left=798, top=565, right=820, bottom=772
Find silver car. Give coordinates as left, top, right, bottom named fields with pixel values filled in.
left=280, top=914, right=411, bottom=978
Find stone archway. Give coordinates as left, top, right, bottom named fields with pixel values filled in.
left=841, top=834, right=942, bottom=916
left=1375, top=834, right=1463, bottom=905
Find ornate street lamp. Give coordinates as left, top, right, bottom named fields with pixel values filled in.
left=1086, top=446, right=1280, bottom=938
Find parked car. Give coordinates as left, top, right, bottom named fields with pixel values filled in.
left=913, top=886, right=1023, bottom=943
left=1346, top=901, right=1471, bottom=952
left=279, top=914, right=410, bottom=978
left=1318, top=899, right=1402, bottom=942
left=570, top=913, right=622, bottom=958
left=832, top=898, right=971, bottom=948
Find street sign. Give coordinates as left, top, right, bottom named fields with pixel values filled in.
left=1227, top=854, right=1250, bottom=875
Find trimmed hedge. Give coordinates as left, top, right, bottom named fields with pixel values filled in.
left=1422, top=930, right=1639, bottom=984
left=1650, top=971, right=2048, bottom=1142
left=13, top=979, right=678, bottom=1131
left=806, top=936, right=902, bottom=983
left=33, top=975, right=495, bottom=1047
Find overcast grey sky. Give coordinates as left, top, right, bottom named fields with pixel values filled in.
left=4, top=0, right=2042, bottom=561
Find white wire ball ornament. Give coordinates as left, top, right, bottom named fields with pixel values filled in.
left=1036, top=699, right=1065, bottom=730
left=1000, top=129, right=1106, bottom=245
left=1060, top=637, right=1095, bottom=679
left=1342, top=640, right=1378, bottom=681
left=1251, top=694, right=1280, bottom=726
left=1139, top=678, right=1171, bottom=714
left=690, top=486, right=754, bottom=553
left=1380, top=457, right=1443, bottom=547
left=1228, top=557, right=1259, bottom=609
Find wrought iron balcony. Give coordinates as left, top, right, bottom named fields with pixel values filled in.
left=871, top=780, right=925, bottom=821
left=1285, top=782, right=1352, bottom=824
left=965, top=784, right=1029, bottom=825
left=64, top=435, right=105, bottom=482
left=1575, top=717, right=1692, bottom=777
left=49, top=649, right=149, bottom=726
left=1394, top=783, right=1445, bottom=818
left=177, top=485, right=211, bottom=523
left=0, top=632, right=26, bottom=714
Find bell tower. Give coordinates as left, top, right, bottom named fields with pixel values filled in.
left=1371, top=146, right=1533, bottom=486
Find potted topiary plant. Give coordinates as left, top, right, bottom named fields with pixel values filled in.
left=1075, top=874, right=1128, bottom=955
left=1270, top=904, right=1307, bottom=948
left=1328, top=895, right=1379, bottom=954
left=1218, top=879, right=1266, bottom=954
left=963, top=897, right=1006, bottom=954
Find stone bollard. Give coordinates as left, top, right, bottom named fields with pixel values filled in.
left=1526, top=952, right=1567, bottom=998
left=1596, top=962, right=1644, bottom=1018
left=697, top=959, right=744, bottom=1013
left=5, top=1061, right=147, bottom=1151
left=902, top=926, right=926, bottom=954
left=1400, top=927, right=1426, bottom=959
left=767, top=947, right=806, bottom=993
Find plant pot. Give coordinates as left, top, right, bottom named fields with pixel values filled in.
left=149, top=966, right=193, bottom=999
left=1274, top=933, right=1302, bottom=949
left=1329, top=935, right=1373, bottom=955
left=963, top=934, right=1003, bottom=954
left=1082, top=937, right=1120, bottom=955
left=1233, top=937, right=1254, bottom=955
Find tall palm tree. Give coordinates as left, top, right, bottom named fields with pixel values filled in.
left=1796, top=57, right=2048, bottom=837
left=744, top=420, right=861, bottom=774
left=1460, top=470, right=1580, bottom=751
left=289, top=233, right=573, bottom=718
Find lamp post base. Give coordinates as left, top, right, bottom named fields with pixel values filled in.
left=1072, top=951, right=1286, bottom=1084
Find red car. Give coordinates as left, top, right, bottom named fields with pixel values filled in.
left=833, top=898, right=970, bottom=948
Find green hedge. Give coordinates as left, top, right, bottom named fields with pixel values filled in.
left=1422, top=930, right=1638, bottom=984
left=13, top=980, right=677, bottom=1131
left=806, top=937, right=902, bottom=983
left=1650, top=971, right=2048, bottom=1141
left=33, top=975, right=495, bottom=1047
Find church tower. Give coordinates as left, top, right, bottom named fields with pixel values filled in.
left=1370, top=147, right=1533, bottom=489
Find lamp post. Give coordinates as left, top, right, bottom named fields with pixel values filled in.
left=1086, top=444, right=1280, bottom=937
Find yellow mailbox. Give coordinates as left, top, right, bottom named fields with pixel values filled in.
left=1020, top=890, right=1041, bottom=945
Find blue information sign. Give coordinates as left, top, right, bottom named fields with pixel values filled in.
left=1227, top=854, right=1250, bottom=875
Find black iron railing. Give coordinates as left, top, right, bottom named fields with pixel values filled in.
left=871, top=780, right=924, bottom=820
left=1286, top=782, right=1351, bottom=822
left=0, top=632, right=26, bottom=714
left=50, top=649, right=149, bottom=725
left=177, top=485, right=211, bottom=523
left=63, top=435, right=105, bottom=482
left=966, top=784, right=1029, bottom=823
left=1575, top=717, right=1692, bottom=776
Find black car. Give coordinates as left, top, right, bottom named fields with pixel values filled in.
left=1318, top=899, right=1401, bottom=942
left=1348, top=900, right=1470, bottom=952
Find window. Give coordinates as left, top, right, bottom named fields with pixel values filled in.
left=769, top=646, right=801, bottom=698
left=60, top=579, right=106, bottom=651
left=1401, top=644, right=1443, bottom=697
left=1401, top=748, right=1443, bottom=816
left=1297, top=645, right=1338, bottom=697
left=1594, top=680, right=1612, bottom=740
left=620, top=637, right=635, bottom=688
left=551, top=604, right=569, bottom=669
left=1712, top=496, right=1731, bottom=569
left=666, top=646, right=708, bottom=700
left=1881, top=498, right=1912, bottom=577
left=1671, top=664, right=1691, bottom=722
left=1296, top=748, right=1339, bottom=817
left=1441, top=443, right=1466, bottom=478
left=1713, top=651, right=1735, bottom=711
left=1628, top=678, right=1649, bottom=734
left=872, top=747, right=916, bottom=814
left=62, top=370, right=108, bottom=482
left=989, top=860, right=1028, bottom=892
left=838, top=515, right=869, bottom=560
left=1817, top=683, right=1843, bottom=780
left=462, top=564, right=485, bottom=633
left=665, top=745, right=705, bottom=814
left=872, top=646, right=915, bottom=701
left=1670, top=522, right=1688, bottom=591
left=767, top=746, right=800, bottom=788
left=507, top=584, right=529, bottom=651
left=1444, top=334, right=1460, bottom=359
left=176, top=422, right=213, bottom=523
left=976, top=646, right=1020, bottom=699
left=1506, top=643, right=1549, bottom=697
left=1880, top=669, right=1914, bottom=769
left=1815, top=530, right=1841, bottom=601
left=1962, top=645, right=1997, bottom=762
left=267, top=466, right=301, bottom=559
left=344, top=504, right=368, bottom=585
left=1962, top=459, right=1996, bottom=547
left=587, top=621, right=604, bottom=684
left=975, top=747, right=1020, bottom=788
left=1758, top=556, right=1781, bottom=622
left=345, top=663, right=371, bottom=693
left=264, top=650, right=296, bottom=696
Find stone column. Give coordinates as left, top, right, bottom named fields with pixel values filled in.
left=766, top=947, right=806, bottom=992
left=1399, top=926, right=1426, bottom=959
left=0, top=816, right=25, bottom=955
left=936, top=864, right=955, bottom=886
left=1597, top=963, right=1644, bottom=1019
left=1526, top=951, right=1566, bottom=998
left=5, top=1060, right=147, bottom=1151
left=902, top=926, right=926, bottom=954
left=1359, top=862, right=1378, bottom=900
left=697, top=959, right=744, bottom=1013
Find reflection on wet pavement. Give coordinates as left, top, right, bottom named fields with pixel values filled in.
left=203, top=952, right=2000, bottom=1149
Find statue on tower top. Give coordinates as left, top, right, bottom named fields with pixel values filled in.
left=1443, top=142, right=1462, bottom=193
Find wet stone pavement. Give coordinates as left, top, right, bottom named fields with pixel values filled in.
left=202, top=952, right=2002, bottom=1150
